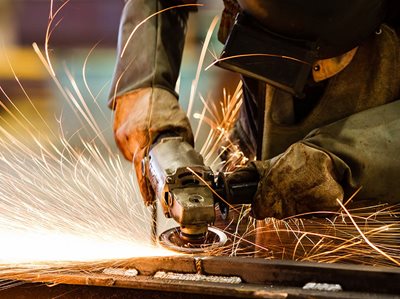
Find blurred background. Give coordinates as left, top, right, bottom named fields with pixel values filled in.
left=0, top=0, right=238, bottom=149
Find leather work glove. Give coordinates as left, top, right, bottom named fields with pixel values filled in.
left=113, top=87, right=194, bottom=205
left=249, top=142, right=344, bottom=220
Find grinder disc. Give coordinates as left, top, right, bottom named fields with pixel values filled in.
left=159, top=226, right=227, bottom=253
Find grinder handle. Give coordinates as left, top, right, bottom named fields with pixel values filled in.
left=214, top=171, right=259, bottom=219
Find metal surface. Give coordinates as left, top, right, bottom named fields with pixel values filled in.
left=159, top=226, right=227, bottom=253
left=1, top=256, right=400, bottom=298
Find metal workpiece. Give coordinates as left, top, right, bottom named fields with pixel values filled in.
left=1, top=256, right=400, bottom=298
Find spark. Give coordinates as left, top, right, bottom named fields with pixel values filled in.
left=335, top=199, right=400, bottom=266
left=236, top=205, right=400, bottom=267
left=205, top=53, right=310, bottom=71
left=0, top=127, right=174, bottom=263
left=192, top=79, right=400, bottom=267
left=192, top=81, right=247, bottom=170
left=0, top=1, right=178, bottom=265
left=45, top=0, right=71, bottom=77
left=0, top=230, right=170, bottom=264
left=186, top=15, right=219, bottom=118
left=120, top=3, right=203, bottom=58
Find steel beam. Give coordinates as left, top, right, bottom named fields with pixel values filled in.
left=0, top=256, right=399, bottom=298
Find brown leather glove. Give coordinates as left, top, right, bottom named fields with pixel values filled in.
left=250, top=142, right=344, bottom=219
left=113, top=87, right=194, bottom=205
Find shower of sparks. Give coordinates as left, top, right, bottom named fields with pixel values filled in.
left=0, top=0, right=177, bottom=265
left=0, top=122, right=175, bottom=263
left=254, top=203, right=400, bottom=267
left=183, top=13, right=248, bottom=172
left=0, top=77, right=173, bottom=263
left=193, top=82, right=248, bottom=172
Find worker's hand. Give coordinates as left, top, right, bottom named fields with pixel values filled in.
left=113, top=87, right=194, bottom=205
left=249, top=143, right=344, bottom=219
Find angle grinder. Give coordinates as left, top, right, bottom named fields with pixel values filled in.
left=144, top=137, right=258, bottom=253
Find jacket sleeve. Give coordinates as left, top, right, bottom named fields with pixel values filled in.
left=303, top=99, right=400, bottom=205
left=108, top=0, right=196, bottom=108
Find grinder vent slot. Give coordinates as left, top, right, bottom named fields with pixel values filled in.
left=178, top=172, right=202, bottom=179
left=181, top=179, right=200, bottom=186
left=178, top=171, right=202, bottom=186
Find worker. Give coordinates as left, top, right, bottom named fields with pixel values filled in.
left=110, top=0, right=400, bottom=220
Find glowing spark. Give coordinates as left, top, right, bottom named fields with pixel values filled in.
left=336, top=199, right=400, bottom=267
left=45, top=0, right=71, bottom=76
left=0, top=2, right=177, bottom=264
left=205, top=53, right=310, bottom=71
left=120, top=4, right=203, bottom=58
left=0, top=126, right=175, bottom=263
left=0, top=230, right=172, bottom=264
left=193, top=81, right=247, bottom=170
left=186, top=16, right=219, bottom=118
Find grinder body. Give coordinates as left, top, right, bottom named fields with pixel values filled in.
left=147, top=137, right=215, bottom=237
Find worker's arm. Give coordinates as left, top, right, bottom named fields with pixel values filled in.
left=248, top=100, right=400, bottom=220
left=110, top=0, right=196, bottom=204
left=229, top=22, right=400, bottom=220
left=109, top=0, right=195, bottom=104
